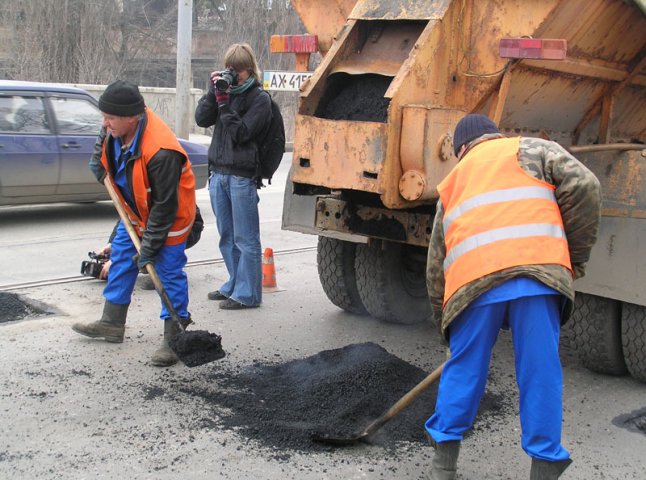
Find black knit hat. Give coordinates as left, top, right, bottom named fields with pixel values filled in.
left=99, top=80, right=145, bottom=117
left=453, top=114, right=500, bottom=156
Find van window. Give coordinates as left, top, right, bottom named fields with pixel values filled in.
left=0, top=97, right=14, bottom=132
left=50, top=96, right=102, bottom=135
left=2, top=96, right=50, bottom=134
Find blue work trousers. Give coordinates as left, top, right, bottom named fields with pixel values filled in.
left=208, top=173, right=262, bottom=306
left=103, top=221, right=190, bottom=320
left=425, top=294, right=570, bottom=462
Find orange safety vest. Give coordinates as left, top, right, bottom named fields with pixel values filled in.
left=101, top=109, right=196, bottom=245
left=437, top=136, right=572, bottom=306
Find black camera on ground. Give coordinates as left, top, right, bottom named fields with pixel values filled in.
left=80, top=251, right=110, bottom=279
left=214, top=68, right=239, bottom=92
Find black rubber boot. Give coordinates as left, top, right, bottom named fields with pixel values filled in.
left=150, top=319, right=182, bottom=367
left=530, top=458, right=573, bottom=479
left=429, top=440, right=461, bottom=480
left=71, top=301, right=128, bottom=343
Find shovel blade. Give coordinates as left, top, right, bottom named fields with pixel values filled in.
left=169, top=330, right=226, bottom=368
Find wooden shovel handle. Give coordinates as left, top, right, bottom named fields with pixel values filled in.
left=364, top=361, right=445, bottom=437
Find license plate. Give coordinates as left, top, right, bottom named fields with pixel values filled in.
left=263, top=71, right=313, bottom=92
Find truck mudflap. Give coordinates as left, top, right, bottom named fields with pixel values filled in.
left=567, top=147, right=646, bottom=383
left=574, top=148, right=646, bottom=307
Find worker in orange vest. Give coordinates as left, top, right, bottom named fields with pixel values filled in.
left=425, top=114, right=602, bottom=479
left=72, top=80, right=196, bottom=367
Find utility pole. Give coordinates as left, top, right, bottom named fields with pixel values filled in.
left=175, top=0, right=193, bottom=139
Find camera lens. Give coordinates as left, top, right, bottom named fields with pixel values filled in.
left=215, top=69, right=238, bottom=92
left=215, top=76, right=230, bottom=92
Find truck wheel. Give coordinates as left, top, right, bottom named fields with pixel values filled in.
left=568, top=293, right=627, bottom=376
left=622, top=302, right=646, bottom=383
left=317, top=237, right=368, bottom=315
left=354, top=241, right=431, bottom=325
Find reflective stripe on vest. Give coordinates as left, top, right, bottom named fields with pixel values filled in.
left=437, top=137, right=571, bottom=305
left=444, top=222, right=566, bottom=270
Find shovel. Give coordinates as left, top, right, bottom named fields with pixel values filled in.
left=312, top=360, right=445, bottom=446
left=104, top=176, right=224, bottom=367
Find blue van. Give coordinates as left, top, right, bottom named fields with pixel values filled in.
left=0, top=81, right=208, bottom=206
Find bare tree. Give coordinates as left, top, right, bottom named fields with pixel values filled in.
left=0, top=0, right=307, bottom=136
left=1, top=1, right=304, bottom=84
left=221, top=1, right=303, bottom=74
left=200, top=1, right=307, bottom=136
left=1, top=0, right=183, bottom=84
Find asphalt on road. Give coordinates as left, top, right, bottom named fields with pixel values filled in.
left=1, top=247, right=646, bottom=480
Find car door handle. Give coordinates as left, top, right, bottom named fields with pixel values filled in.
left=61, top=142, right=82, bottom=149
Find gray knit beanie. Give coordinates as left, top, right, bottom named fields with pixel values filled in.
left=99, top=80, right=145, bottom=117
left=453, top=114, right=500, bottom=156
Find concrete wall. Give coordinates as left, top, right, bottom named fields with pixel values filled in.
left=71, top=84, right=210, bottom=137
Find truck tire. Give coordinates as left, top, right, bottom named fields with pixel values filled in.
left=316, top=237, right=368, bottom=315
left=621, top=302, right=646, bottom=383
left=354, top=241, right=431, bottom=325
left=568, top=293, right=627, bottom=376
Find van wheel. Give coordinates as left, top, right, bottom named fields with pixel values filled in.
left=622, top=302, right=646, bottom=383
left=568, top=293, right=627, bottom=376
left=354, top=240, right=431, bottom=325
left=317, top=237, right=368, bottom=315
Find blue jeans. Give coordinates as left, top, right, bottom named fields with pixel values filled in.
left=208, top=173, right=262, bottom=306
left=104, top=222, right=190, bottom=320
left=425, top=294, right=569, bottom=462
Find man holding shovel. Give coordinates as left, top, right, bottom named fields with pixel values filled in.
left=72, top=80, right=196, bottom=367
left=425, top=114, right=601, bottom=479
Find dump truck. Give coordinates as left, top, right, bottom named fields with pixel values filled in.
left=280, top=0, right=646, bottom=383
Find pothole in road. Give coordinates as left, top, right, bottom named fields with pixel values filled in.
left=0, top=292, right=55, bottom=323
left=613, top=407, right=646, bottom=435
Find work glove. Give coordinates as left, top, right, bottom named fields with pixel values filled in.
left=215, top=90, right=229, bottom=107
left=133, top=253, right=155, bottom=273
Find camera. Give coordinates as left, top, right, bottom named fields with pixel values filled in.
left=214, top=68, right=239, bottom=92
left=80, top=251, right=110, bottom=279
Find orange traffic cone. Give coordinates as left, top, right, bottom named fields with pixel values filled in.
left=262, top=247, right=278, bottom=290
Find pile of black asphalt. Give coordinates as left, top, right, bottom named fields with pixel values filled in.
left=315, top=73, right=391, bottom=122
left=169, top=330, right=226, bottom=368
left=163, top=342, right=512, bottom=454
left=0, top=292, right=46, bottom=323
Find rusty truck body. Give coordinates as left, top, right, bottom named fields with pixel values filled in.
left=281, top=0, right=646, bottom=383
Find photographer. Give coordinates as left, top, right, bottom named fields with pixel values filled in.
left=195, top=43, right=271, bottom=310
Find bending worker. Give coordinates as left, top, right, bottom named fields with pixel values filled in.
left=72, top=80, right=196, bottom=367
left=425, top=114, right=601, bottom=479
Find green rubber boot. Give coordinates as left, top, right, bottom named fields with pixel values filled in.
left=530, top=458, right=573, bottom=479
left=71, top=301, right=128, bottom=343
left=150, top=319, right=182, bottom=367
left=429, top=440, right=461, bottom=480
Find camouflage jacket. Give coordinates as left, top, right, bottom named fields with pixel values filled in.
left=427, top=135, right=602, bottom=341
